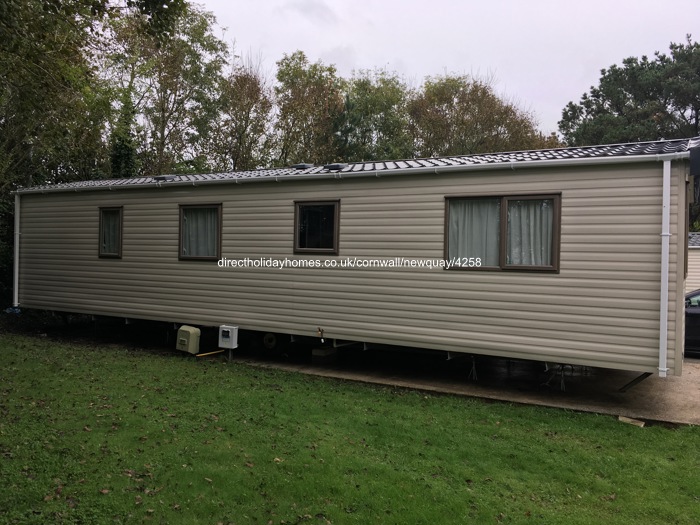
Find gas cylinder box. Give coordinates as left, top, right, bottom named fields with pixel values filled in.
left=176, top=325, right=200, bottom=355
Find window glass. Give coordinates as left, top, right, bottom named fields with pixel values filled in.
left=180, top=205, right=220, bottom=259
left=295, top=201, right=339, bottom=254
left=506, top=199, right=554, bottom=266
left=99, top=207, right=122, bottom=258
left=448, top=198, right=500, bottom=266
left=446, top=195, right=559, bottom=271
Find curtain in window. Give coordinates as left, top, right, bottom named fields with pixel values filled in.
left=448, top=198, right=500, bottom=266
left=506, top=199, right=553, bottom=266
left=182, top=207, right=218, bottom=257
left=101, top=209, right=120, bottom=255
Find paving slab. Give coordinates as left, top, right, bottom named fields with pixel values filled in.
left=232, top=350, right=700, bottom=426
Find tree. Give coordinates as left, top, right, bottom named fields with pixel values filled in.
left=273, top=51, right=345, bottom=166
left=205, top=58, right=274, bottom=171
left=335, top=70, right=413, bottom=162
left=124, top=3, right=228, bottom=176
left=0, top=0, right=114, bottom=188
left=110, top=88, right=139, bottom=178
left=125, top=0, right=187, bottom=42
left=559, top=36, right=700, bottom=146
left=0, top=0, right=199, bottom=299
left=0, top=0, right=115, bottom=301
left=408, top=75, right=559, bottom=157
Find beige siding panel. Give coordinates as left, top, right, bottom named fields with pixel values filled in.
left=687, top=249, right=700, bottom=293
left=18, top=162, right=686, bottom=374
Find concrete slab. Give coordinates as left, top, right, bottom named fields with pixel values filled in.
left=232, top=349, right=700, bottom=426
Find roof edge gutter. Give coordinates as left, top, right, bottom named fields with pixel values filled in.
left=13, top=151, right=691, bottom=195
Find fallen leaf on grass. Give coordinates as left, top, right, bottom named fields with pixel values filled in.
left=83, top=426, right=92, bottom=432
left=204, top=477, right=213, bottom=483
left=273, top=457, right=284, bottom=463
left=99, top=489, right=109, bottom=494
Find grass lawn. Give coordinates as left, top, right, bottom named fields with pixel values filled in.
left=1, top=332, right=699, bottom=524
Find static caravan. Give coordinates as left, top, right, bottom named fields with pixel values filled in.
left=687, top=232, right=700, bottom=293
left=13, top=138, right=700, bottom=377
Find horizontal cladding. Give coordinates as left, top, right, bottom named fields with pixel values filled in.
left=687, top=250, right=700, bottom=293
left=18, top=162, right=683, bottom=374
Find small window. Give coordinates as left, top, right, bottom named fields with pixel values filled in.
left=99, top=207, right=122, bottom=258
left=446, top=194, right=560, bottom=271
left=179, top=204, right=221, bottom=260
left=294, top=200, right=339, bottom=254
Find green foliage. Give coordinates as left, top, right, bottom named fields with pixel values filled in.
left=205, top=59, right=274, bottom=171
left=126, top=0, right=186, bottom=42
left=138, top=4, right=228, bottom=176
left=559, top=36, right=700, bottom=146
left=0, top=333, right=699, bottom=524
left=110, top=91, right=139, bottom=178
left=335, top=69, right=414, bottom=162
left=274, top=51, right=346, bottom=166
left=0, top=0, right=112, bottom=188
left=408, top=75, right=560, bottom=157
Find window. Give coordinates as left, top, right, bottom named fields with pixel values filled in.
left=446, top=194, right=560, bottom=271
left=179, top=204, right=222, bottom=260
left=294, top=200, right=339, bottom=254
left=99, top=207, right=122, bottom=258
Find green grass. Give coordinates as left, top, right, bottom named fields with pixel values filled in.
left=1, top=333, right=699, bottom=524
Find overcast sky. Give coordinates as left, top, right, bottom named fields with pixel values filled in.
left=195, top=0, right=700, bottom=135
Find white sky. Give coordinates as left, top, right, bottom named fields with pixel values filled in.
left=195, top=0, right=700, bottom=135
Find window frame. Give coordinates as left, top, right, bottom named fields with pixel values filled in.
left=98, top=206, right=123, bottom=259
left=444, top=193, right=561, bottom=272
left=294, top=200, right=340, bottom=255
left=178, top=203, right=222, bottom=261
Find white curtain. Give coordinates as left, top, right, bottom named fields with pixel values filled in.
left=182, top=207, right=218, bottom=257
left=506, top=199, right=553, bottom=266
left=101, top=209, right=120, bottom=254
left=448, top=198, right=500, bottom=266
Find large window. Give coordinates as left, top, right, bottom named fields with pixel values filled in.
left=294, top=200, right=340, bottom=254
left=99, top=207, right=123, bottom=258
left=179, top=204, right=222, bottom=260
left=446, top=194, right=560, bottom=271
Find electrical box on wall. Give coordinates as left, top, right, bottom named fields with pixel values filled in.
left=176, top=325, right=200, bottom=355
left=218, top=325, right=238, bottom=349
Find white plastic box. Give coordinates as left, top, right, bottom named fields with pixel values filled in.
left=218, top=325, right=239, bottom=349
